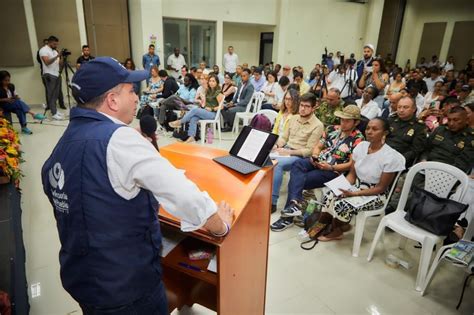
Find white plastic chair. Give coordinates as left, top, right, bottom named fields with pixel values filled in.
left=352, top=171, right=402, bottom=257
left=257, top=109, right=279, bottom=125
left=232, top=92, right=265, bottom=134
left=199, top=98, right=224, bottom=144
left=367, top=162, right=469, bottom=292
left=422, top=181, right=474, bottom=295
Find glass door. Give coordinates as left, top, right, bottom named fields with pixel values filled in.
left=163, top=18, right=216, bottom=68
left=190, top=20, right=216, bottom=68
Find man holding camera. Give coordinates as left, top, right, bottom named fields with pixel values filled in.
left=39, top=35, right=64, bottom=120
left=356, top=44, right=374, bottom=89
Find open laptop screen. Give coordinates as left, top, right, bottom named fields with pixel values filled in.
left=230, top=126, right=278, bottom=166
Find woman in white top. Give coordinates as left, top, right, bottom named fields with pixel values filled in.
left=355, top=86, right=381, bottom=119
left=316, top=118, right=405, bottom=241
left=421, top=80, right=445, bottom=110
left=261, top=72, right=284, bottom=111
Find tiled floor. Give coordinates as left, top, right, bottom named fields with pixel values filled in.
left=14, top=106, right=474, bottom=314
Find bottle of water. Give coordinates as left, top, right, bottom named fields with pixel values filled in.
left=206, top=127, right=214, bottom=144
left=305, top=199, right=317, bottom=214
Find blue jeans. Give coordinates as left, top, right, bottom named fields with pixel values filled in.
left=2, top=99, right=30, bottom=127
left=181, top=107, right=216, bottom=137
left=272, top=156, right=302, bottom=205
left=286, top=158, right=339, bottom=207
left=80, top=281, right=168, bottom=315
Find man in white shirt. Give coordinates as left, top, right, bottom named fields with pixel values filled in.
left=45, top=57, right=233, bottom=313
left=223, top=46, right=239, bottom=76
left=39, top=35, right=64, bottom=120
left=167, top=47, right=187, bottom=79
left=423, top=67, right=444, bottom=92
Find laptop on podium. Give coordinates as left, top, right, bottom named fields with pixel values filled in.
left=213, top=126, right=278, bottom=175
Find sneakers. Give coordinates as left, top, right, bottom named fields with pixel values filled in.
left=281, top=200, right=303, bottom=218
left=21, top=127, right=33, bottom=135
left=270, top=217, right=294, bottom=232
left=52, top=113, right=64, bottom=120
left=33, top=113, right=45, bottom=120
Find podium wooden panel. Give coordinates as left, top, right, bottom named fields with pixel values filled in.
left=158, top=143, right=274, bottom=315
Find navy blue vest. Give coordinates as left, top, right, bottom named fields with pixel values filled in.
left=41, top=107, right=162, bottom=307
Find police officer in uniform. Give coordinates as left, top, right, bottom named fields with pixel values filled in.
left=422, top=106, right=474, bottom=173
left=386, top=96, right=427, bottom=166
left=41, top=57, right=234, bottom=314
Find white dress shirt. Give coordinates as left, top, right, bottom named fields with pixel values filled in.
left=223, top=53, right=239, bottom=73
left=100, top=112, right=217, bottom=232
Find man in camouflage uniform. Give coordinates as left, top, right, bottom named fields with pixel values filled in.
left=315, top=87, right=345, bottom=127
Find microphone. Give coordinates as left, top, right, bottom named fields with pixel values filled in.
left=139, top=115, right=159, bottom=151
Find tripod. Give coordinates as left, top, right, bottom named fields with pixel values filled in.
left=341, top=64, right=357, bottom=100
left=42, top=56, right=75, bottom=121
left=314, top=68, right=328, bottom=99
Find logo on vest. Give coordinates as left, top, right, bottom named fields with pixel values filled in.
left=49, top=163, right=69, bottom=213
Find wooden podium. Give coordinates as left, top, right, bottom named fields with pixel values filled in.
left=158, top=143, right=274, bottom=315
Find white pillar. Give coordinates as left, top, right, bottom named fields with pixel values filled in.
left=363, top=0, right=385, bottom=53
left=216, top=19, right=224, bottom=69
left=439, top=22, right=454, bottom=63
left=75, top=0, right=88, bottom=45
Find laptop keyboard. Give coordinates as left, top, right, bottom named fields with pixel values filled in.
left=215, top=156, right=261, bottom=174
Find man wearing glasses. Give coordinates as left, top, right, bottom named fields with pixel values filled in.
left=270, top=92, right=324, bottom=213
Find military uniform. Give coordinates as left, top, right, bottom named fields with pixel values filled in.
left=387, top=115, right=427, bottom=166
left=424, top=126, right=474, bottom=173
left=315, top=100, right=345, bottom=127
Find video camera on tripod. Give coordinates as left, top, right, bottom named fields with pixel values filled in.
left=60, top=48, right=72, bottom=57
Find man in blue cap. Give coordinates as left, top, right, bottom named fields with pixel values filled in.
left=41, top=57, right=233, bottom=314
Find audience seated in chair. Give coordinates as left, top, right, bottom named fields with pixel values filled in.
left=420, top=106, right=473, bottom=174
left=221, top=68, right=254, bottom=131
left=221, top=73, right=236, bottom=103
left=260, top=71, right=284, bottom=111
left=157, top=73, right=199, bottom=125
left=355, top=86, right=381, bottom=119
left=315, top=87, right=345, bottom=127
left=250, top=67, right=266, bottom=92
left=293, top=71, right=310, bottom=95
left=313, top=118, right=405, bottom=242
left=169, top=74, right=224, bottom=143
left=269, top=93, right=324, bottom=212
left=271, top=89, right=299, bottom=137
left=271, top=105, right=364, bottom=231
left=0, top=70, right=45, bottom=135
left=138, top=66, right=163, bottom=108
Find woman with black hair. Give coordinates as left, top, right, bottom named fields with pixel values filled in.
left=0, top=70, right=45, bottom=134
left=313, top=118, right=405, bottom=241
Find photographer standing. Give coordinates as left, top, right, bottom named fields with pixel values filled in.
left=356, top=44, right=375, bottom=92
left=39, top=35, right=64, bottom=120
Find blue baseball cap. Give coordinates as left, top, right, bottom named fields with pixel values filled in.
left=71, top=57, right=149, bottom=104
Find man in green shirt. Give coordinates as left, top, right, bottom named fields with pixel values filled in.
left=315, top=87, right=345, bottom=127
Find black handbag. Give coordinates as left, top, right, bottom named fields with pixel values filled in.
left=404, top=186, right=468, bottom=236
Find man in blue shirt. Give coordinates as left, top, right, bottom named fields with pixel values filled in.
left=142, top=44, right=160, bottom=73
left=250, top=67, right=266, bottom=92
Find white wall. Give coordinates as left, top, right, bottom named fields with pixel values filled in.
left=397, top=0, right=474, bottom=66
left=274, top=0, right=375, bottom=74
left=223, top=23, right=276, bottom=68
